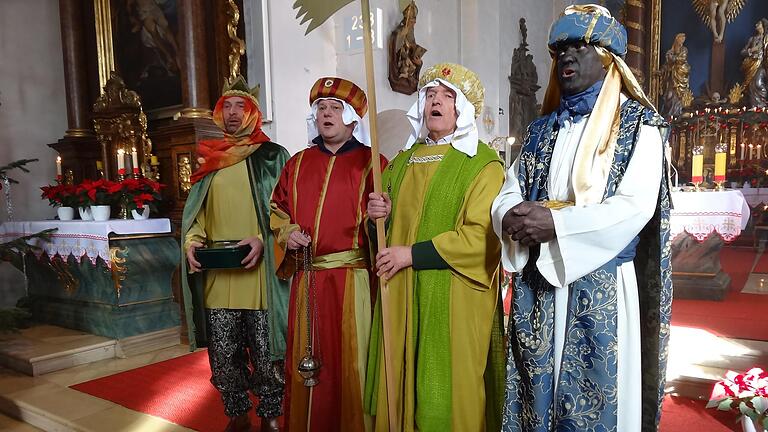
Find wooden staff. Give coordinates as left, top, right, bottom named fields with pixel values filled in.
left=361, top=0, right=399, bottom=428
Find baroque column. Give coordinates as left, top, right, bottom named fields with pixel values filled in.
left=624, top=0, right=647, bottom=89
left=58, top=0, right=93, bottom=137
left=49, top=0, right=102, bottom=184
left=178, top=0, right=212, bottom=118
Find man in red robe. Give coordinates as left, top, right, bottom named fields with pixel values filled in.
left=270, top=77, right=385, bottom=431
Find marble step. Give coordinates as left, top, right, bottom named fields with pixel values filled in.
left=666, top=327, right=768, bottom=400
left=0, top=325, right=180, bottom=377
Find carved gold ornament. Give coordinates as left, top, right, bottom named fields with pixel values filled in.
left=110, top=246, right=128, bottom=299
left=226, top=0, right=246, bottom=84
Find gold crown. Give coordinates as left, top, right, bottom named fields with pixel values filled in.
left=419, top=63, right=484, bottom=118
left=222, top=75, right=260, bottom=105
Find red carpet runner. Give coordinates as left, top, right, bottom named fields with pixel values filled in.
left=71, top=350, right=745, bottom=431
left=660, top=395, right=740, bottom=432
left=71, top=350, right=264, bottom=432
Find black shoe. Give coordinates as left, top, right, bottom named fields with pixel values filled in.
left=224, top=414, right=251, bottom=432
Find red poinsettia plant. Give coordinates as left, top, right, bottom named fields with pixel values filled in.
left=76, top=179, right=120, bottom=206
left=40, top=182, right=78, bottom=207
left=114, top=177, right=164, bottom=211
left=707, top=367, right=768, bottom=430
left=729, top=162, right=768, bottom=187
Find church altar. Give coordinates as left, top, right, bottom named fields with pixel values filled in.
left=670, top=190, right=750, bottom=300
left=0, top=219, right=180, bottom=339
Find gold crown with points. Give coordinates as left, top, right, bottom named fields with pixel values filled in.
left=222, top=75, right=260, bottom=106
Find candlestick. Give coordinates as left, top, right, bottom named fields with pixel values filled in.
left=117, top=149, right=125, bottom=171
left=56, top=156, right=62, bottom=176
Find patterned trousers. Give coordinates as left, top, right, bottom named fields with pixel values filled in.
left=206, top=308, right=284, bottom=418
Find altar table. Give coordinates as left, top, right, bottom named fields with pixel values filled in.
left=670, top=190, right=750, bottom=300
left=0, top=219, right=180, bottom=339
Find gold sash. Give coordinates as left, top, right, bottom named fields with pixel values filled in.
left=312, top=248, right=369, bottom=270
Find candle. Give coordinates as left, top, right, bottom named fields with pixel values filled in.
left=741, top=143, right=745, bottom=160
left=150, top=155, right=159, bottom=166
left=692, top=154, right=704, bottom=184
left=750, top=144, right=755, bottom=160
left=714, top=144, right=727, bottom=183
left=759, top=145, right=763, bottom=161
left=117, top=149, right=125, bottom=171
left=504, top=137, right=515, bottom=169
left=131, top=147, right=139, bottom=168
left=56, top=156, right=62, bottom=176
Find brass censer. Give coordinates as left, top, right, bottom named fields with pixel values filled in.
left=297, top=241, right=321, bottom=386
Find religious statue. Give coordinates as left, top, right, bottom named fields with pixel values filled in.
left=692, top=0, right=746, bottom=43
left=741, top=19, right=768, bottom=108
left=508, top=18, right=540, bottom=143
left=659, top=33, right=693, bottom=119
left=388, top=1, right=427, bottom=95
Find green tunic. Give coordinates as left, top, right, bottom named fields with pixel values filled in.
left=180, top=142, right=290, bottom=360
left=185, top=160, right=267, bottom=310
left=365, top=143, right=506, bottom=431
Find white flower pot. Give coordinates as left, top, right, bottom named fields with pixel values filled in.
left=731, top=181, right=740, bottom=189
left=90, top=205, right=111, bottom=221
left=131, top=205, right=150, bottom=220
left=57, top=207, right=74, bottom=221
left=742, top=416, right=764, bottom=432
left=744, top=181, right=752, bottom=189
left=78, top=206, right=93, bottom=221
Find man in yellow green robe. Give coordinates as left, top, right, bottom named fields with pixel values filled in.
left=181, top=76, right=289, bottom=432
left=365, top=63, right=506, bottom=431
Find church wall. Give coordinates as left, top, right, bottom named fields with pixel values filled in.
left=260, top=0, right=337, bottom=154
left=330, top=0, right=556, bottom=152
left=0, top=0, right=67, bottom=307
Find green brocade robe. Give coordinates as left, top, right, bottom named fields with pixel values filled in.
left=180, top=142, right=291, bottom=359
left=365, top=142, right=506, bottom=432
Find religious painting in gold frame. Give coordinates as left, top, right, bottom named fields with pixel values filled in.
left=93, top=0, right=183, bottom=119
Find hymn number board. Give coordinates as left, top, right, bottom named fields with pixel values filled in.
left=342, top=7, right=384, bottom=52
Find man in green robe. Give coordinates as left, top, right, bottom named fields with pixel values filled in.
left=180, top=76, right=289, bottom=432
left=365, top=63, right=506, bottom=431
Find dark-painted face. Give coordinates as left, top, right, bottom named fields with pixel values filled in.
left=555, top=41, right=607, bottom=96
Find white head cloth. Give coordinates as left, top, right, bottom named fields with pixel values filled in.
left=404, top=78, right=479, bottom=157
left=306, top=97, right=370, bottom=146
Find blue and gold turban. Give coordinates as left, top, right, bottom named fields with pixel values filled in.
left=547, top=4, right=627, bottom=57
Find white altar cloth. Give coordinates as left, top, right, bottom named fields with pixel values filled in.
left=0, top=219, right=172, bottom=267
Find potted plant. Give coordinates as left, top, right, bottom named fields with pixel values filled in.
left=707, top=367, right=768, bottom=432
left=76, top=179, right=119, bottom=221
left=115, top=177, right=164, bottom=220
left=40, top=182, right=78, bottom=221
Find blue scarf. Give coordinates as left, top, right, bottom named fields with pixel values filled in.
left=556, top=80, right=603, bottom=127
